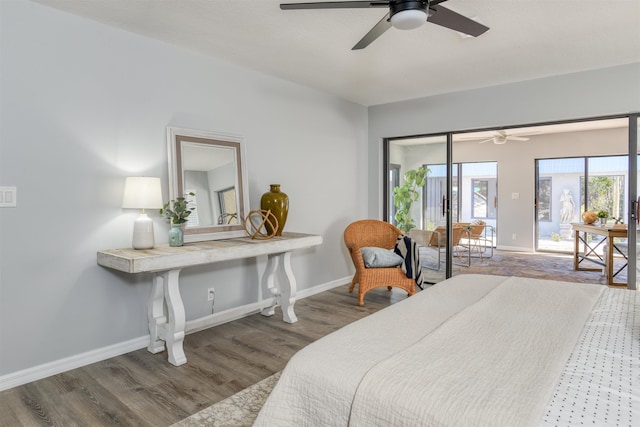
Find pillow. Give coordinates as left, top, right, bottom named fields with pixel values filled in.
left=360, top=247, right=403, bottom=268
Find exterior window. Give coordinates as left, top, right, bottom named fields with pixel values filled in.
left=538, top=177, right=552, bottom=222
left=185, top=190, right=200, bottom=227
left=580, top=174, right=625, bottom=219
left=389, top=164, right=400, bottom=225
left=472, top=179, right=490, bottom=218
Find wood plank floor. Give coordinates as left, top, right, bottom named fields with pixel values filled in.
left=0, top=284, right=405, bottom=427
left=0, top=249, right=618, bottom=426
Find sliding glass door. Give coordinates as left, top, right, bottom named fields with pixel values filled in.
left=536, top=155, right=628, bottom=253
left=423, top=163, right=458, bottom=227
left=384, top=114, right=638, bottom=288
left=385, top=135, right=450, bottom=284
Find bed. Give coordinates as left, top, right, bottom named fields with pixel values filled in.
left=254, top=274, right=639, bottom=426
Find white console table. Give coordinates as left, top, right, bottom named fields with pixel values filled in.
left=97, top=232, right=322, bottom=366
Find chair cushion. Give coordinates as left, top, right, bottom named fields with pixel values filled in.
left=360, top=247, right=403, bottom=268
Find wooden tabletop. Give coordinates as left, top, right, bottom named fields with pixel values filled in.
left=571, top=222, right=628, bottom=237
left=97, top=232, right=323, bottom=274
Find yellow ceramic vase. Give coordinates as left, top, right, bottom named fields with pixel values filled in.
left=260, top=184, right=289, bottom=236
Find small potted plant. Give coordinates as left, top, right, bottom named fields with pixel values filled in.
left=596, top=210, right=608, bottom=226
left=160, top=192, right=195, bottom=246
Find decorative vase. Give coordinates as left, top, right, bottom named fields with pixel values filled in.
left=599, top=218, right=607, bottom=226
left=168, top=223, right=184, bottom=247
left=260, top=184, right=289, bottom=236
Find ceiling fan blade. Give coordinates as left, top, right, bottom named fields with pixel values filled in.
left=507, top=130, right=542, bottom=137
left=506, top=136, right=530, bottom=141
left=478, top=138, right=494, bottom=144
left=352, top=12, right=392, bottom=50
left=280, top=1, right=388, bottom=10
left=428, top=4, right=489, bottom=37
left=456, top=136, right=488, bottom=141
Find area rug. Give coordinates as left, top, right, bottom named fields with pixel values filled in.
left=172, top=372, right=280, bottom=427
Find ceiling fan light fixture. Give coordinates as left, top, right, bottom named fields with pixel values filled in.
left=390, top=9, right=427, bottom=30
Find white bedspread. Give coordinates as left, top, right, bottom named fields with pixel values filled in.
left=542, top=287, right=640, bottom=425
left=254, top=275, right=613, bottom=426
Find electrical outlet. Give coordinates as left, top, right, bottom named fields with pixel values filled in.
left=0, top=187, right=17, bottom=208
left=512, top=234, right=517, bottom=240
left=207, top=288, right=215, bottom=302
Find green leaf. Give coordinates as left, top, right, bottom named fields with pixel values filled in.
left=392, top=166, right=429, bottom=231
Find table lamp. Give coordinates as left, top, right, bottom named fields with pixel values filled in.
left=122, top=177, right=163, bottom=249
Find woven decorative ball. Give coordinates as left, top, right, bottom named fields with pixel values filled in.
left=244, top=210, right=279, bottom=240
left=582, top=211, right=598, bottom=224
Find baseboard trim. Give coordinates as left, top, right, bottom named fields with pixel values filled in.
left=0, top=336, right=149, bottom=392
left=496, top=245, right=533, bottom=252
left=186, top=276, right=351, bottom=334
left=297, top=276, right=351, bottom=299
left=0, top=277, right=351, bottom=391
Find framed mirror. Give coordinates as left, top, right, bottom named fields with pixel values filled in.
left=167, top=127, right=250, bottom=242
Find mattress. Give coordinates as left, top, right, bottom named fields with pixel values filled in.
left=254, top=274, right=639, bottom=426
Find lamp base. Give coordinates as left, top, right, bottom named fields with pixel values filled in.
left=132, top=213, right=155, bottom=250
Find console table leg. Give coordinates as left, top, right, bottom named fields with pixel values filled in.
left=279, top=252, right=298, bottom=324
left=147, top=274, right=166, bottom=354
left=260, top=252, right=298, bottom=323
left=162, top=268, right=187, bottom=366
left=261, top=254, right=279, bottom=317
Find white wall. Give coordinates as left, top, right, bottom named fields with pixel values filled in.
left=368, top=63, right=640, bottom=249
left=0, top=0, right=367, bottom=379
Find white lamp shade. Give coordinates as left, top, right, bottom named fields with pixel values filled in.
left=122, top=177, right=163, bottom=209
left=390, top=9, right=427, bottom=30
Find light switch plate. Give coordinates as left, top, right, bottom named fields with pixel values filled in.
left=0, top=187, right=17, bottom=207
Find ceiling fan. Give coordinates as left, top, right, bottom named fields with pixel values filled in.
left=458, top=130, right=542, bottom=145
left=280, top=1, right=489, bottom=50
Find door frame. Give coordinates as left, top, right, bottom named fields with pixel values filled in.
left=383, top=134, right=454, bottom=278
left=628, top=114, right=638, bottom=290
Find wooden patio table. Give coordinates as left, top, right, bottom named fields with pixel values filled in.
left=571, top=222, right=628, bottom=287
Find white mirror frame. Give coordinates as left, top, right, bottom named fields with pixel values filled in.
left=167, top=126, right=250, bottom=242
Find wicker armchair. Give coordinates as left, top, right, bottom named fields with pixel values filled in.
left=344, top=219, right=417, bottom=306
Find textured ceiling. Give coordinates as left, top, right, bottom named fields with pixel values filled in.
left=32, top=0, right=640, bottom=106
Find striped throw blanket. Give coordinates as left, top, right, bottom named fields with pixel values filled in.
left=394, top=234, right=424, bottom=289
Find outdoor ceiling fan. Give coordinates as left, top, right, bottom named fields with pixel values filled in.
left=280, top=0, right=489, bottom=50
left=458, top=130, right=542, bottom=145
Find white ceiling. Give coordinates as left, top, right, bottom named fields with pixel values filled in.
left=32, top=0, right=640, bottom=106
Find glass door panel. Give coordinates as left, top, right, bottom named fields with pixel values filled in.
left=585, top=156, right=627, bottom=224
left=424, top=163, right=456, bottom=227
left=632, top=116, right=639, bottom=290
left=535, top=158, right=585, bottom=252
left=387, top=163, right=401, bottom=224
left=460, top=162, right=497, bottom=248
left=388, top=135, right=449, bottom=284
